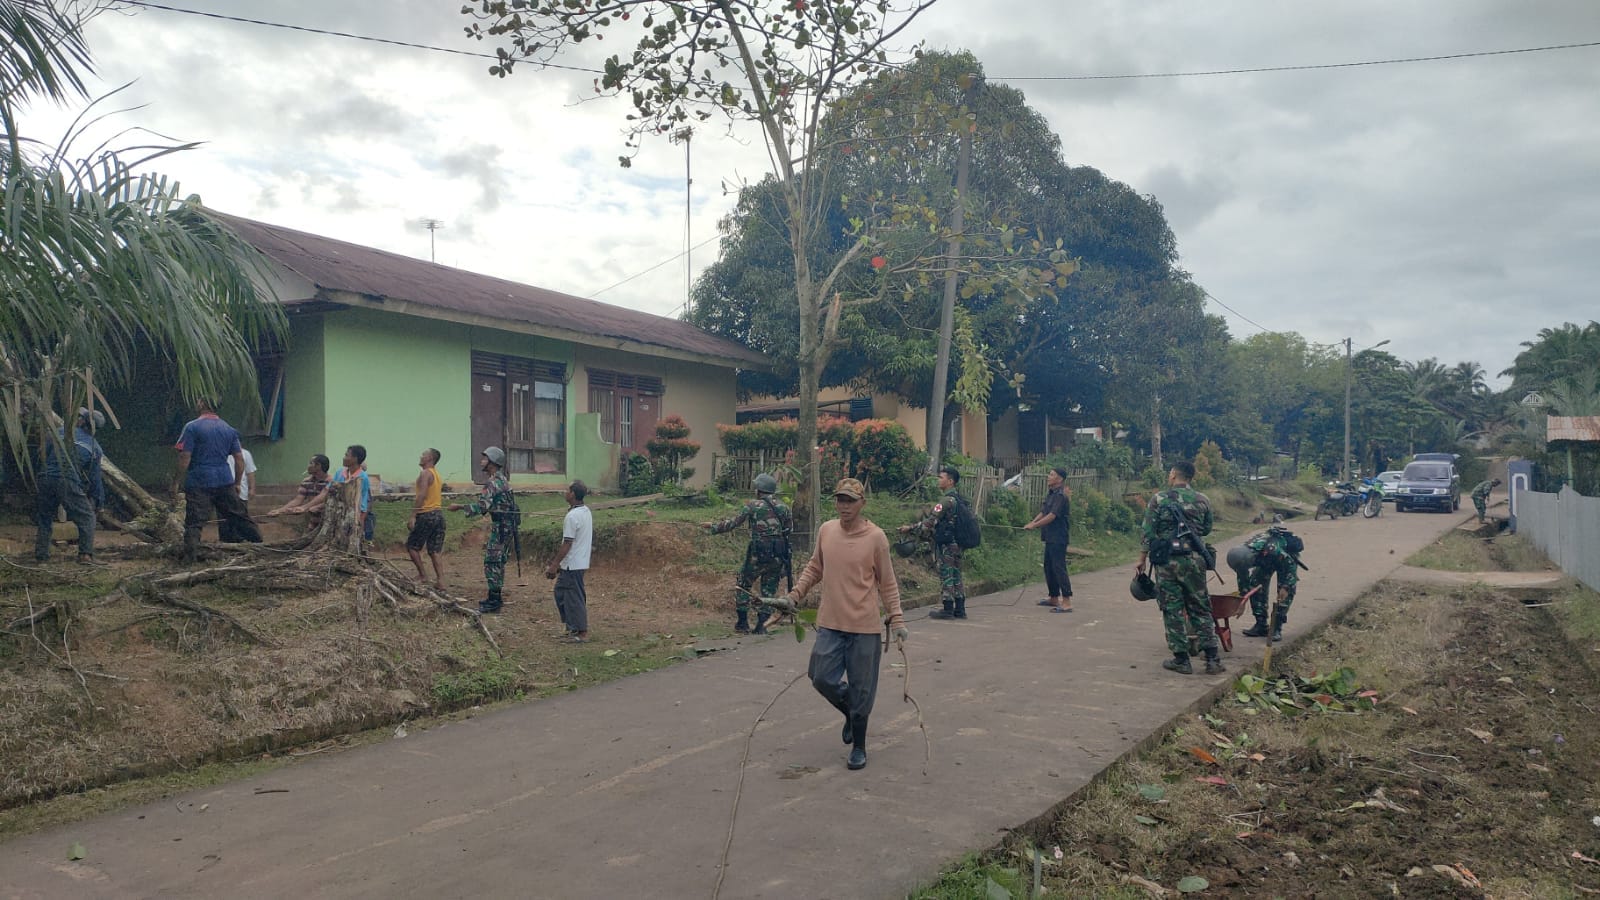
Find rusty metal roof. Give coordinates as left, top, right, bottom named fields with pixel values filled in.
left=214, top=212, right=767, bottom=368
left=1548, top=416, right=1600, bottom=443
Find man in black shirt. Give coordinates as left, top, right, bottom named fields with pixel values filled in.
left=1024, top=466, right=1073, bottom=612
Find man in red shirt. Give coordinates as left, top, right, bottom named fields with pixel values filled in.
left=785, top=478, right=908, bottom=771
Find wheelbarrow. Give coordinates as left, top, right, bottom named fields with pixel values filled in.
left=1208, top=586, right=1259, bottom=652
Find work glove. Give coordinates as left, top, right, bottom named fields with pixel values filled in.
left=892, top=626, right=909, bottom=644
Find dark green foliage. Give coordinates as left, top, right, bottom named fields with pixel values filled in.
left=621, top=453, right=657, bottom=497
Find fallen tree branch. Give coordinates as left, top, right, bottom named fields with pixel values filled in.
left=139, top=589, right=277, bottom=648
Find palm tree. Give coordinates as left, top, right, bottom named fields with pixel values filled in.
left=1, top=0, right=284, bottom=475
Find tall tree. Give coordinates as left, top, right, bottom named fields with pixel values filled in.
left=465, top=9, right=1065, bottom=536
left=1, top=0, right=283, bottom=476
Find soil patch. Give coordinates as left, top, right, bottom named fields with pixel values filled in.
left=920, top=580, right=1600, bottom=897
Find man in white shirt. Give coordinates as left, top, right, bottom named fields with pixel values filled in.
left=545, top=480, right=593, bottom=642
left=220, top=447, right=260, bottom=543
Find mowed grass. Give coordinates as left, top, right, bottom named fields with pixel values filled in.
left=1407, top=531, right=1553, bottom=573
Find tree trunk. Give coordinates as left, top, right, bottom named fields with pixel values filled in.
left=790, top=192, right=820, bottom=554
left=1150, top=393, right=1164, bottom=471
left=300, top=478, right=364, bottom=557
left=99, top=456, right=182, bottom=543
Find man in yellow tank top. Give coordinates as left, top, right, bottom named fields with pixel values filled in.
left=406, top=448, right=447, bottom=590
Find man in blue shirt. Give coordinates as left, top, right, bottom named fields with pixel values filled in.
left=34, top=408, right=106, bottom=563
left=174, top=399, right=260, bottom=562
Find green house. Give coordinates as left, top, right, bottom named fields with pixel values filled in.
left=107, top=213, right=765, bottom=494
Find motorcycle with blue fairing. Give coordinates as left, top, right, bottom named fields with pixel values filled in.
left=1356, top=477, right=1384, bottom=518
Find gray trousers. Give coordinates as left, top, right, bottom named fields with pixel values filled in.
left=35, top=476, right=95, bottom=560
left=555, top=569, right=588, bottom=633
left=809, top=626, right=883, bottom=749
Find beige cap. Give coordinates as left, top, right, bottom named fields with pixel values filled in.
left=832, top=477, right=865, bottom=500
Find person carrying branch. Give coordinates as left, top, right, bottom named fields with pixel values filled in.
left=448, top=446, right=518, bottom=614
left=702, top=472, right=792, bottom=634
left=781, top=477, right=907, bottom=772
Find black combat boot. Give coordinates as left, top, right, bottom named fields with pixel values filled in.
left=478, top=590, right=503, bottom=614
left=1205, top=652, right=1226, bottom=675
left=1162, top=654, right=1193, bottom=675
left=1242, top=615, right=1269, bottom=638
left=929, top=603, right=955, bottom=620
left=1270, top=613, right=1286, bottom=643
left=753, top=611, right=770, bottom=635
left=953, top=600, right=968, bottom=620
left=735, top=609, right=750, bottom=634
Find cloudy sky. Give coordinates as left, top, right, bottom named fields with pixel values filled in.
left=21, top=1, right=1600, bottom=384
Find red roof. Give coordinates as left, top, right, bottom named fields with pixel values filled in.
left=213, top=212, right=766, bottom=368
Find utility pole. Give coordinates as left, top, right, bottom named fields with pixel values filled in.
left=926, top=74, right=980, bottom=473
left=1342, top=337, right=1353, bottom=483
left=421, top=218, right=444, bottom=263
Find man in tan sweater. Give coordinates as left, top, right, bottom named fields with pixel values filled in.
left=785, top=478, right=909, bottom=771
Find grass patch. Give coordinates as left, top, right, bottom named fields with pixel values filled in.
left=1548, top=580, right=1600, bottom=647
left=1407, top=531, right=1552, bottom=573
left=430, top=653, right=523, bottom=706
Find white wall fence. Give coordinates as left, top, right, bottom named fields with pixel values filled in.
left=1515, top=486, right=1600, bottom=593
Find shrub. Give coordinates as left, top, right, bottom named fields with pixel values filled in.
left=983, top=485, right=1029, bottom=528
left=1053, top=440, right=1137, bottom=477
left=621, top=453, right=657, bottom=496
left=852, top=419, right=925, bottom=493
left=646, top=414, right=700, bottom=486
left=1193, top=440, right=1230, bottom=489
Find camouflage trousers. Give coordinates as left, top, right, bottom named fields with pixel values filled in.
left=1156, top=556, right=1216, bottom=657
left=482, top=526, right=514, bottom=592
left=1473, top=496, right=1488, bottom=520
left=1243, top=568, right=1295, bottom=621
left=735, top=553, right=785, bottom=612
left=935, top=542, right=966, bottom=609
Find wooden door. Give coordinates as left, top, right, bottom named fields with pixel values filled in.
left=471, top=374, right=505, bottom=483
left=632, top=391, right=660, bottom=451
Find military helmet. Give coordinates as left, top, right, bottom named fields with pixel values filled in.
left=753, top=472, right=778, bottom=494
left=481, top=446, right=507, bottom=467
left=893, top=537, right=920, bottom=558
left=1225, top=544, right=1256, bottom=578
left=1130, top=571, right=1157, bottom=602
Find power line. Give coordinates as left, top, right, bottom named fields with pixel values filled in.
left=990, top=40, right=1600, bottom=81
left=1200, top=288, right=1273, bottom=334
left=119, top=0, right=605, bottom=75
left=592, top=234, right=721, bottom=299
left=119, top=2, right=1599, bottom=84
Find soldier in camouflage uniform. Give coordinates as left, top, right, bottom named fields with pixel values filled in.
left=448, top=446, right=519, bottom=614
left=1470, top=478, right=1501, bottom=523
left=703, top=473, right=792, bottom=634
left=1139, top=460, right=1224, bottom=675
left=1236, top=526, right=1302, bottom=642
left=899, top=465, right=967, bottom=620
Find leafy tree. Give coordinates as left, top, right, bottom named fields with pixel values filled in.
left=1, top=0, right=283, bottom=477
left=466, top=7, right=1065, bottom=538
left=645, top=414, right=701, bottom=486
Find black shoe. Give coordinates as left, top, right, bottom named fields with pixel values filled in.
left=1205, top=657, right=1227, bottom=675
left=1242, top=619, right=1269, bottom=638
left=842, top=719, right=853, bottom=745
left=1270, top=627, right=1284, bottom=643
left=847, top=747, right=867, bottom=770
left=953, top=609, right=968, bottom=620
left=735, top=622, right=751, bottom=634
left=1162, top=656, right=1193, bottom=675
left=928, top=609, right=955, bottom=620
left=477, top=601, right=502, bottom=614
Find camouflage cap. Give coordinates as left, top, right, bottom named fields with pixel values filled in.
left=832, top=477, right=865, bottom=500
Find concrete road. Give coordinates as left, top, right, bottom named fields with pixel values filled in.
left=0, top=504, right=1470, bottom=899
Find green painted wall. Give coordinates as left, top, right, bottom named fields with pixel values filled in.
left=249, top=315, right=326, bottom=484
left=571, top=411, right=617, bottom=490
left=305, top=309, right=579, bottom=490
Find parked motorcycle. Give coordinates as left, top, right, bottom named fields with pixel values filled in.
left=1314, top=481, right=1361, bottom=520
left=1357, top=477, right=1384, bottom=518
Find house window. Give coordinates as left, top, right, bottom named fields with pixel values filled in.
left=472, top=352, right=566, bottom=476
left=242, top=353, right=286, bottom=440
left=588, top=369, right=663, bottom=452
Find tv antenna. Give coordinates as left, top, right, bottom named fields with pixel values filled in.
left=420, top=218, right=445, bottom=262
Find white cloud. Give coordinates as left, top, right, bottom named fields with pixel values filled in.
left=17, top=0, right=1600, bottom=384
